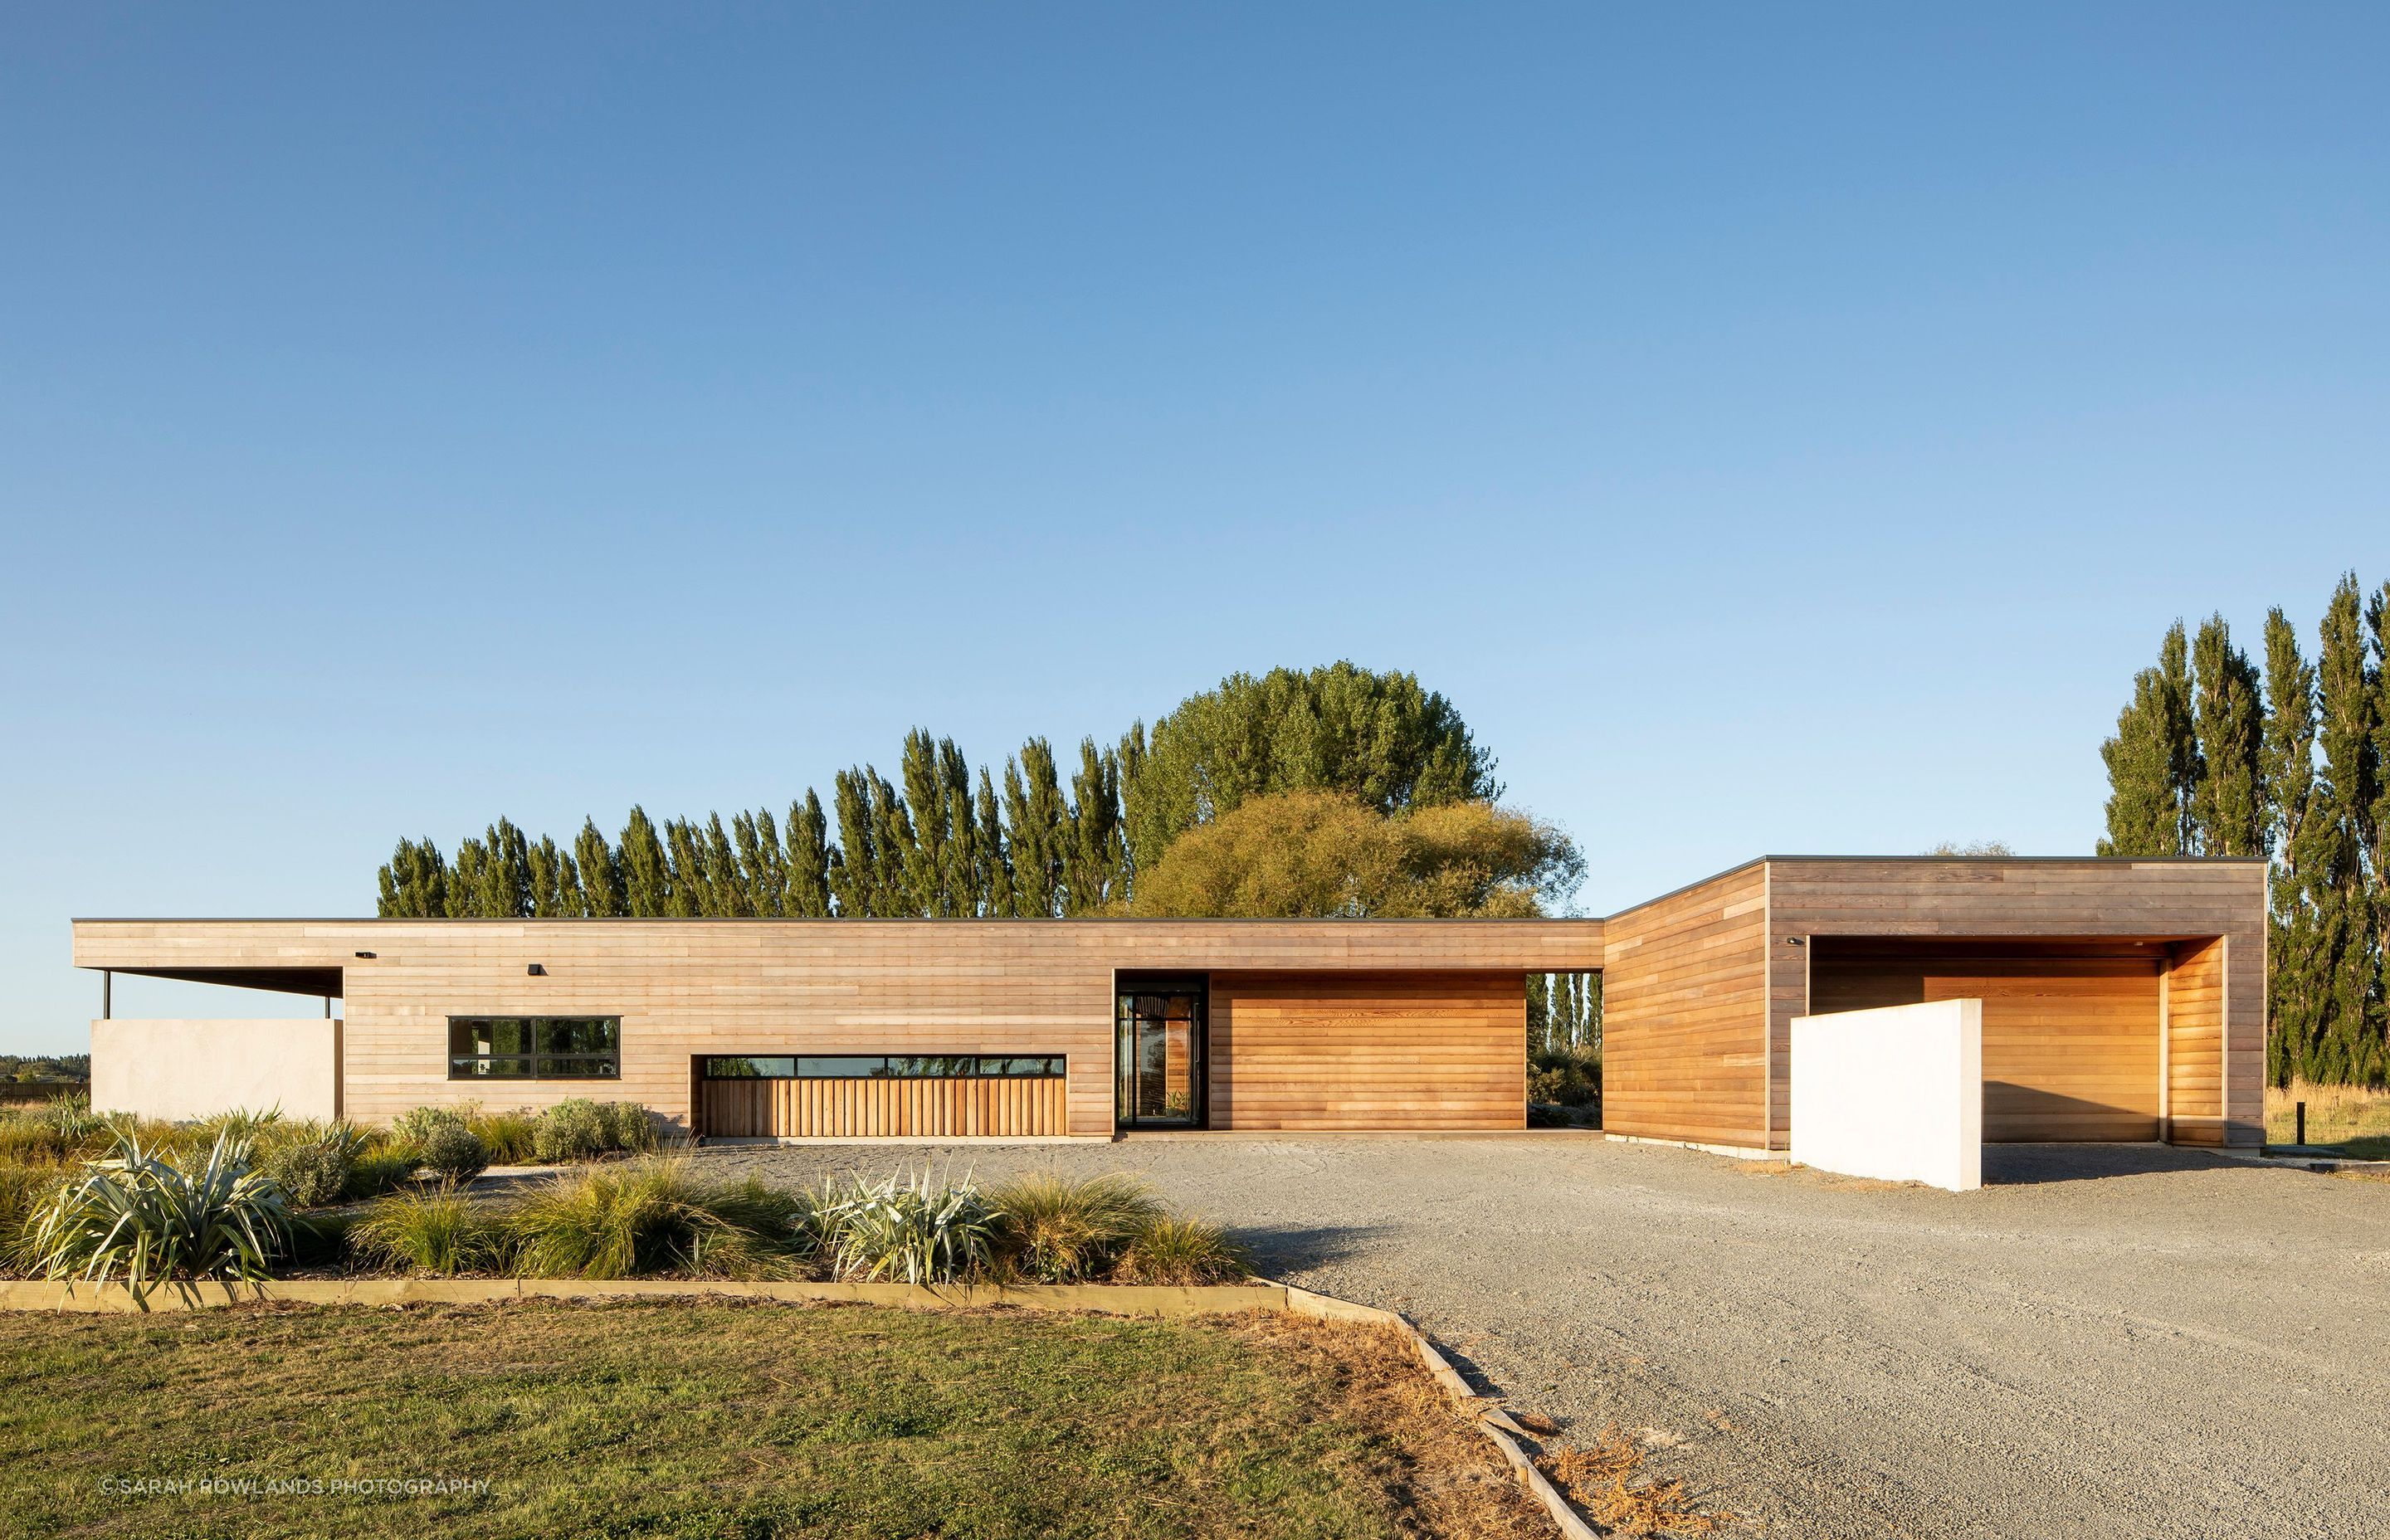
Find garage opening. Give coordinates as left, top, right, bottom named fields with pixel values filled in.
left=694, top=1055, right=1069, bottom=1139
left=1807, top=938, right=2175, bottom=1142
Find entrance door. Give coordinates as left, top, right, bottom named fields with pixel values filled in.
left=1116, top=983, right=1207, bottom=1128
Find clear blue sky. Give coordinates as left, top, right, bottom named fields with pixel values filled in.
left=2, top=5, right=2383, bottom=1053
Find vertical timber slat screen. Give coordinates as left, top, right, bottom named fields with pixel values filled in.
left=700, top=1075, right=1069, bottom=1138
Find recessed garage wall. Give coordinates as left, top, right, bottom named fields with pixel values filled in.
left=1808, top=939, right=2163, bottom=1142
left=1208, top=971, right=1525, bottom=1131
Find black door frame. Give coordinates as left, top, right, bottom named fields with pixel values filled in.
left=1114, top=973, right=1209, bottom=1130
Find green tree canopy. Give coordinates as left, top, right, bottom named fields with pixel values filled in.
left=1127, top=789, right=1580, bottom=919
left=1122, top=662, right=1497, bottom=871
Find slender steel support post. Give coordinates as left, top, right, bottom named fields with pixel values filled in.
left=2296, top=1101, right=2306, bottom=1146
left=100, top=969, right=111, bottom=1020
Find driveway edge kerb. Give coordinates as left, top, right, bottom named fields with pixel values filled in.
left=1283, top=1284, right=1600, bottom=1540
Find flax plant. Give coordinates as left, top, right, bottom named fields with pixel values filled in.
left=28, top=1128, right=292, bottom=1309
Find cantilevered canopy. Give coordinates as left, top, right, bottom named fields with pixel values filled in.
left=96, top=964, right=344, bottom=997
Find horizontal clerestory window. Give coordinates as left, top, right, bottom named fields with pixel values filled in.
left=449, top=1017, right=621, bottom=1080
left=701, top=1055, right=1064, bottom=1079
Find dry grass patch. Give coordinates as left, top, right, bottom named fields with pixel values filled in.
left=2268, top=1080, right=2390, bottom=1158
left=0, top=1300, right=1547, bottom=1540
left=1539, top=1422, right=1719, bottom=1538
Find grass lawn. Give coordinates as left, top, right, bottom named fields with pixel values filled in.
left=2266, top=1079, right=2390, bottom=1159
left=0, top=1301, right=1547, bottom=1540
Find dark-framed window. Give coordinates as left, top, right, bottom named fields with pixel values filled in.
left=449, top=1016, right=621, bottom=1080
left=700, top=1054, right=1063, bottom=1079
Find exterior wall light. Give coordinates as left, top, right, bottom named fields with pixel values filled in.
left=354, top=951, right=376, bottom=959
left=526, top=963, right=547, bottom=976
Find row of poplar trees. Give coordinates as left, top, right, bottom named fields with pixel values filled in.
left=378, top=663, right=1502, bottom=925
left=381, top=731, right=1134, bottom=922
left=1527, top=972, right=1601, bottom=1055
left=2096, top=573, right=2390, bottom=1085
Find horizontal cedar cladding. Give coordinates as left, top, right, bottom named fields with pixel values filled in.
left=1763, top=858, right=2268, bottom=1148
left=1210, top=971, right=1526, bottom=1132
left=1600, top=863, right=1770, bottom=1150
left=71, top=918, right=1605, bottom=1136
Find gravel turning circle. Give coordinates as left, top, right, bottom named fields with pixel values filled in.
left=695, top=1135, right=2390, bottom=1540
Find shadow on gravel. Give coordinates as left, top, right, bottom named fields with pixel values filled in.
left=1232, top=1222, right=1397, bottom=1273
left=1983, top=1143, right=2245, bottom=1185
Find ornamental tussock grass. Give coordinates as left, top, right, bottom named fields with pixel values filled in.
left=0, top=1162, right=66, bottom=1273
left=1111, top=1214, right=1252, bottom=1285
left=347, top=1183, right=505, bottom=1275
left=506, top=1158, right=812, bottom=1280
left=1539, top=1423, right=1718, bottom=1538
left=468, top=1109, right=539, bottom=1166
left=984, top=1172, right=1160, bottom=1282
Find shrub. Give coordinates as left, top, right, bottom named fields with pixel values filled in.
left=508, top=1159, right=808, bottom=1279
left=257, top=1121, right=369, bottom=1208
left=985, top=1172, right=1159, bottom=1283
left=27, top=1128, right=293, bottom=1309
left=531, top=1099, right=609, bottom=1163
left=393, top=1105, right=466, bottom=1146
left=349, top=1184, right=504, bottom=1275
left=342, top=1149, right=421, bottom=1201
left=1529, top=1044, right=1601, bottom=1109
left=596, top=1101, right=659, bottom=1154
left=415, top=1121, right=490, bottom=1183
left=815, top=1169, right=999, bottom=1284
left=1112, top=1215, right=1251, bottom=1285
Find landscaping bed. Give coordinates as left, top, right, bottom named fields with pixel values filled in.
left=0, top=1299, right=1550, bottom=1540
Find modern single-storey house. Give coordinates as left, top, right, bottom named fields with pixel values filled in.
left=71, top=855, right=2267, bottom=1149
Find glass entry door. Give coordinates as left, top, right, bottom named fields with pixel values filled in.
left=1116, top=982, right=1207, bottom=1128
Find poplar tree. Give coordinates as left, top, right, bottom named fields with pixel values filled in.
left=866, top=769, right=916, bottom=915
left=900, top=731, right=949, bottom=916
left=2263, top=610, right=2325, bottom=1083
left=618, top=807, right=674, bottom=918
left=1006, top=741, right=1066, bottom=919
left=2191, top=615, right=2266, bottom=856
left=832, top=768, right=912, bottom=917
left=2097, top=621, right=2197, bottom=856
left=702, top=813, right=749, bottom=917
left=734, top=808, right=787, bottom=917
left=938, top=738, right=978, bottom=917
left=527, top=836, right=582, bottom=917
left=2313, top=575, right=2383, bottom=1081
left=974, top=767, right=1014, bottom=918
left=783, top=792, right=833, bottom=918
left=446, top=838, right=490, bottom=917
left=441, top=820, right=534, bottom=919
left=376, top=838, right=450, bottom=918
left=2372, top=583, right=2390, bottom=1016
left=831, top=771, right=879, bottom=919
left=1064, top=738, right=1128, bottom=914
left=576, top=818, right=625, bottom=917
left=661, top=819, right=707, bottom=917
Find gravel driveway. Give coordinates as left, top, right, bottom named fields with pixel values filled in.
left=695, top=1134, right=2390, bottom=1540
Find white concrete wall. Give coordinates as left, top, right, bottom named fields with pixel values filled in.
left=1791, top=998, right=1983, bottom=1192
left=90, top=1019, right=340, bottom=1123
